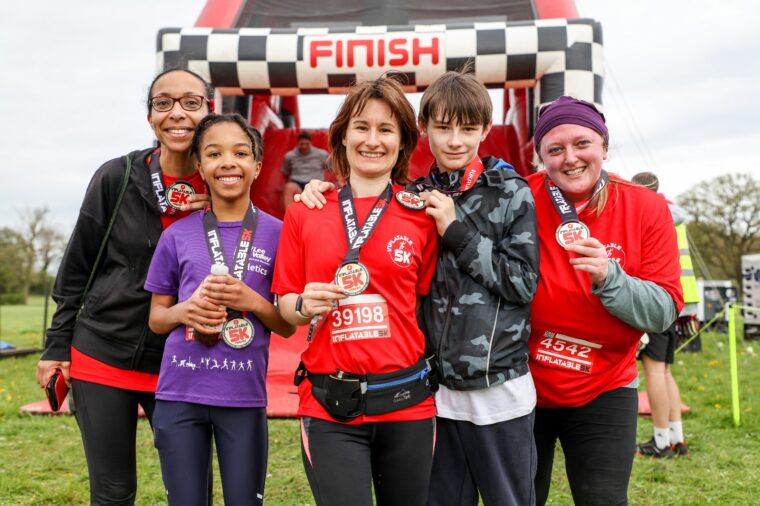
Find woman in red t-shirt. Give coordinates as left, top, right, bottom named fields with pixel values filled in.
left=36, top=69, right=213, bottom=505
left=528, top=96, right=684, bottom=505
left=272, top=75, right=438, bottom=506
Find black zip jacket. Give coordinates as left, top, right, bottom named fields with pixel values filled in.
left=420, top=157, right=539, bottom=391
left=42, top=148, right=167, bottom=373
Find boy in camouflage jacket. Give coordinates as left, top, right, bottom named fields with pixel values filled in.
left=418, top=70, right=539, bottom=505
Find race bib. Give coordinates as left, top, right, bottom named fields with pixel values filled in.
left=532, top=331, right=601, bottom=374
left=329, top=294, right=391, bottom=344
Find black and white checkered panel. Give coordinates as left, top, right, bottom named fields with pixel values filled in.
left=156, top=19, right=603, bottom=116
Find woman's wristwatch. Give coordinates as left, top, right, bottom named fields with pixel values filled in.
left=295, top=295, right=311, bottom=319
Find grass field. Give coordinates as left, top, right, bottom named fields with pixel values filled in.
left=1, top=299, right=758, bottom=505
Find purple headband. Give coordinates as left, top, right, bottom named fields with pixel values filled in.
left=534, top=96, right=608, bottom=152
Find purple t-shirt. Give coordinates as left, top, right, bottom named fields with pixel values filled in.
left=144, top=209, right=281, bottom=408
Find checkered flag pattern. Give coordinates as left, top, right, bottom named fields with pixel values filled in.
left=156, top=19, right=603, bottom=117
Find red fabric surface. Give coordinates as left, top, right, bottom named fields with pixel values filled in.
left=265, top=329, right=308, bottom=418
left=637, top=391, right=690, bottom=416
left=252, top=125, right=528, bottom=221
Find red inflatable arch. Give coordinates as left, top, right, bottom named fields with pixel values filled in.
left=155, top=0, right=603, bottom=417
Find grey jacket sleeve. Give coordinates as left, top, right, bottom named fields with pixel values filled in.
left=591, top=260, right=677, bottom=333
left=442, top=179, right=539, bottom=304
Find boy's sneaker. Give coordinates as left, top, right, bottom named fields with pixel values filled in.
left=672, top=441, right=689, bottom=457
left=637, top=437, right=673, bottom=459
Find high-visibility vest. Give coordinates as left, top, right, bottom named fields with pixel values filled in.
left=676, top=223, right=700, bottom=304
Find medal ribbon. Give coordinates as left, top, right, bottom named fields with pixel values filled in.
left=148, top=151, right=193, bottom=214
left=337, top=181, right=393, bottom=265
left=202, top=204, right=259, bottom=320
left=544, top=170, right=608, bottom=225
left=148, top=151, right=170, bottom=214
left=407, top=158, right=485, bottom=199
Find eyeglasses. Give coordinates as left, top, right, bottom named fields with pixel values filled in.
left=149, top=95, right=208, bottom=112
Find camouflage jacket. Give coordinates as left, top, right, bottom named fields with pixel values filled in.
left=419, top=157, right=539, bottom=391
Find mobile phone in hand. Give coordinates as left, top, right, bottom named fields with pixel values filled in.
left=45, top=368, right=69, bottom=412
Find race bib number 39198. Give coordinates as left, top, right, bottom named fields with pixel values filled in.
left=533, top=331, right=601, bottom=374
left=329, top=294, right=391, bottom=344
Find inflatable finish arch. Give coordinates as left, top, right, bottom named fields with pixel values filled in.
left=153, top=11, right=604, bottom=419
left=156, top=18, right=603, bottom=127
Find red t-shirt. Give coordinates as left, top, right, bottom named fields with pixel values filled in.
left=527, top=172, right=683, bottom=408
left=158, top=165, right=206, bottom=230
left=70, top=152, right=207, bottom=391
left=272, top=185, right=438, bottom=423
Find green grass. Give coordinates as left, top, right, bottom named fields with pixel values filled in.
left=1, top=301, right=759, bottom=505
left=0, top=295, right=53, bottom=350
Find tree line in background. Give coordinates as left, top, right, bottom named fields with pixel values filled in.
left=0, top=207, right=67, bottom=305
left=678, top=173, right=760, bottom=288
left=0, top=173, right=758, bottom=306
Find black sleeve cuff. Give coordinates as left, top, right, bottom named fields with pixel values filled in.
left=441, top=220, right=471, bottom=255
left=41, top=335, right=72, bottom=362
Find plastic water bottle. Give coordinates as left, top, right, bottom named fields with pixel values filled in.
left=203, top=264, right=229, bottom=333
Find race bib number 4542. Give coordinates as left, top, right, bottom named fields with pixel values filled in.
left=533, top=331, right=601, bottom=374
left=329, top=294, right=391, bottom=344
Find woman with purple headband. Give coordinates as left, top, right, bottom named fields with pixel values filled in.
left=526, top=96, right=684, bottom=505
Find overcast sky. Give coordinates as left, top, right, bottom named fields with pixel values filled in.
left=1, top=0, right=757, bottom=231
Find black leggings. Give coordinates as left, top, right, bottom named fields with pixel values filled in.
left=533, top=387, right=638, bottom=506
left=300, top=416, right=435, bottom=506
left=72, top=379, right=156, bottom=506
left=153, top=400, right=268, bottom=506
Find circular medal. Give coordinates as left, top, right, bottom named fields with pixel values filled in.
left=395, top=191, right=425, bottom=210
left=166, top=181, right=196, bottom=210
left=221, top=317, right=255, bottom=349
left=555, top=221, right=590, bottom=249
left=334, top=262, right=370, bottom=296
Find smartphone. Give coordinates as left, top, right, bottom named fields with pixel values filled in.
left=45, top=368, right=69, bottom=412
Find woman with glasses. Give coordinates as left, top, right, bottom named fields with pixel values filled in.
left=37, top=68, right=214, bottom=506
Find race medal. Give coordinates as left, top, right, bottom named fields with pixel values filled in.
left=555, top=221, right=590, bottom=249
left=166, top=181, right=195, bottom=210
left=334, top=261, right=370, bottom=296
left=202, top=205, right=259, bottom=349
left=221, top=317, right=255, bottom=349
left=395, top=190, right=425, bottom=210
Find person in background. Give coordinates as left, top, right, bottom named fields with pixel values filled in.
left=281, top=131, right=328, bottom=209
left=36, top=68, right=213, bottom=505
left=632, top=171, right=697, bottom=458
left=146, top=113, right=294, bottom=505
left=272, top=75, right=438, bottom=506
left=527, top=97, right=684, bottom=505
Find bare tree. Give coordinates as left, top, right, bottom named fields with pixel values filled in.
left=15, top=207, right=67, bottom=303
left=678, top=173, right=760, bottom=285
left=0, top=228, right=26, bottom=296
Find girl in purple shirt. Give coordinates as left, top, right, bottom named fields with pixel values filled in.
left=145, top=114, right=294, bottom=506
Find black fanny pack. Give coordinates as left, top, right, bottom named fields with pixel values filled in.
left=294, top=358, right=435, bottom=422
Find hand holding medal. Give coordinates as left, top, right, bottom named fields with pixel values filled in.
left=419, top=189, right=456, bottom=236
left=565, top=237, right=609, bottom=287
left=180, top=191, right=211, bottom=212
left=300, top=282, right=347, bottom=317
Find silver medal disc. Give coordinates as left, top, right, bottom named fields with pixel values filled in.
left=555, top=221, right=590, bottom=249
left=166, top=181, right=196, bottom=210
left=221, top=317, right=255, bottom=349
left=395, top=191, right=425, bottom=210
left=334, top=262, right=370, bottom=296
